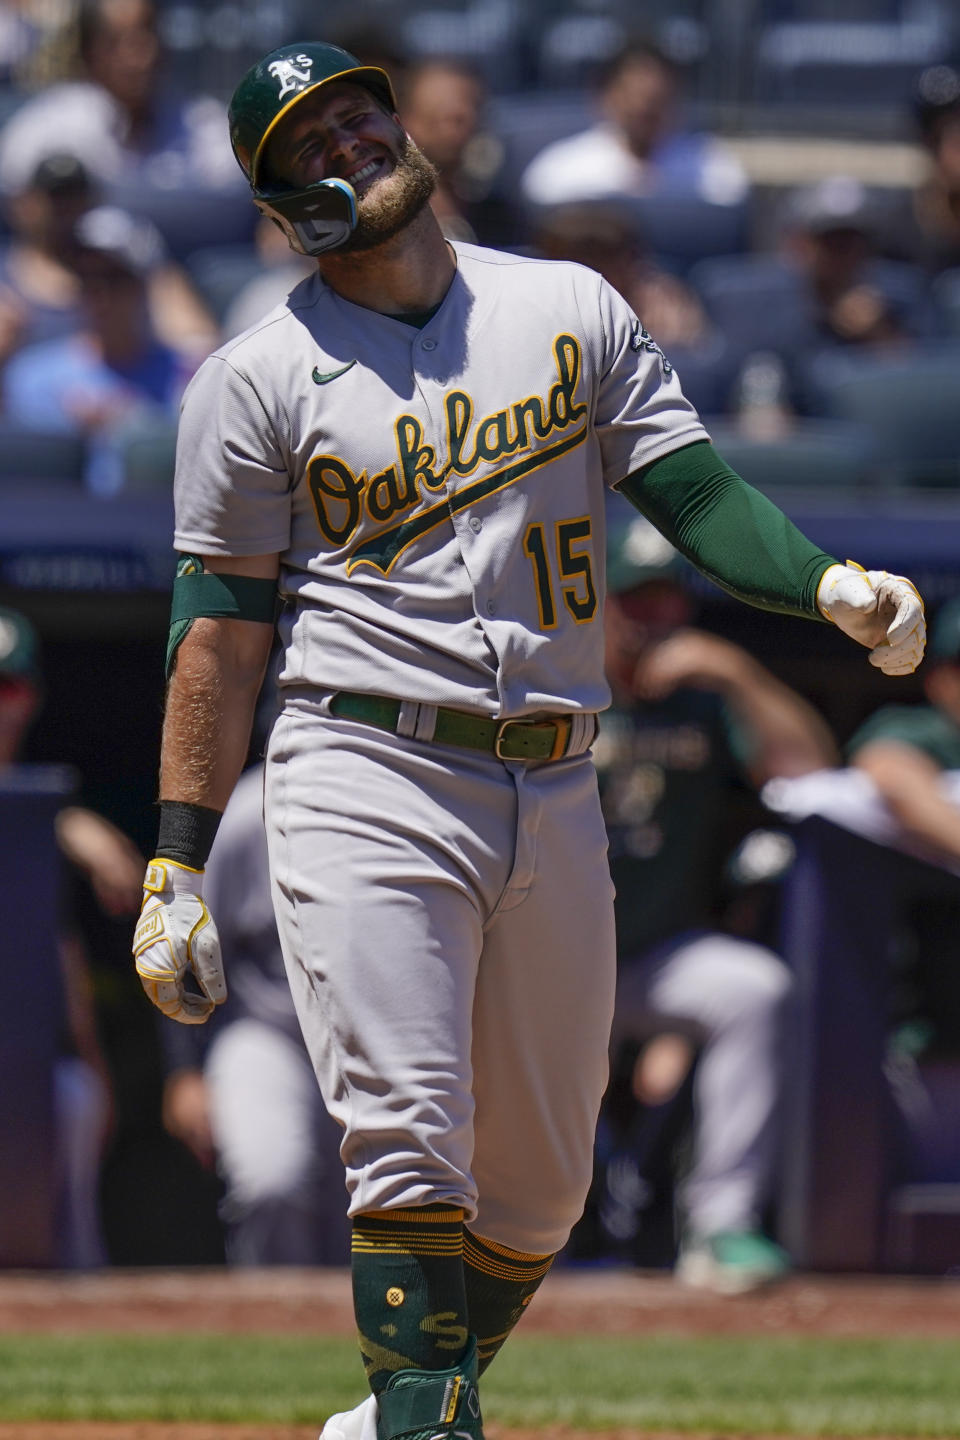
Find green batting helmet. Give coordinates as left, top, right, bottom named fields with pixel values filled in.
left=228, top=42, right=398, bottom=256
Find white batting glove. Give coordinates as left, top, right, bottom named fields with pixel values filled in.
left=132, top=859, right=226, bottom=1025
left=817, top=561, right=926, bottom=676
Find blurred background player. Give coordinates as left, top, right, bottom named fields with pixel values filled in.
left=0, top=604, right=145, bottom=1267
left=161, top=756, right=351, bottom=1266
left=844, top=594, right=960, bottom=1193
left=587, top=512, right=838, bottom=1293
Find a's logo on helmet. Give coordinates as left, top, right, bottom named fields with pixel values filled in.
left=268, top=54, right=314, bottom=98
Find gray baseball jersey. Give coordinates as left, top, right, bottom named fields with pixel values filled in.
left=172, top=241, right=708, bottom=1253
left=174, top=242, right=707, bottom=715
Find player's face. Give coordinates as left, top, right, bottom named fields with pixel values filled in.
left=266, top=82, right=404, bottom=195
left=265, top=81, right=437, bottom=253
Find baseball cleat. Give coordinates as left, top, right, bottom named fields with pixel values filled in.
left=320, top=1393, right=378, bottom=1440
left=676, top=1229, right=790, bottom=1296
left=376, top=1336, right=483, bottom=1440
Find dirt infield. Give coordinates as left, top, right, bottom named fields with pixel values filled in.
left=1, top=1266, right=959, bottom=1337
left=0, top=1428, right=941, bottom=1440
left=2, top=1268, right=959, bottom=1440
left=0, top=1430, right=887, bottom=1440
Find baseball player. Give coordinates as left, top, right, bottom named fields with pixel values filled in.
left=160, top=760, right=351, bottom=1266
left=131, top=40, right=926, bottom=1440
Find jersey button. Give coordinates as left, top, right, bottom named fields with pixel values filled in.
left=486, top=600, right=496, bottom=615
left=422, top=338, right=437, bottom=351
left=469, top=517, right=482, bottom=533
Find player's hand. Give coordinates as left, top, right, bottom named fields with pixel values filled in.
left=817, top=562, right=926, bottom=676
left=162, top=1068, right=216, bottom=1168
left=132, top=859, right=226, bottom=1025
left=632, top=629, right=746, bottom=700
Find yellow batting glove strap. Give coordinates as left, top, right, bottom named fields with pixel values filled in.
left=142, top=860, right=170, bottom=896
left=141, top=857, right=206, bottom=900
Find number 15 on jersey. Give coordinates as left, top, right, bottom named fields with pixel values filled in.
left=523, top=516, right=597, bottom=630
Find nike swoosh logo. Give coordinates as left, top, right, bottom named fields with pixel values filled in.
left=312, top=360, right=357, bottom=385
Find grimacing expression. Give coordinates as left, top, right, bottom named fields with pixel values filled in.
left=263, top=81, right=437, bottom=254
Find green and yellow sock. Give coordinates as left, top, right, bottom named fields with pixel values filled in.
left=352, top=1205, right=469, bottom=1394
left=462, top=1229, right=555, bottom=1374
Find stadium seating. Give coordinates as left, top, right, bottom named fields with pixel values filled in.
left=706, top=418, right=875, bottom=493
left=627, top=193, right=750, bottom=274
left=931, top=267, right=960, bottom=337
left=0, top=426, right=86, bottom=489
left=105, top=179, right=258, bottom=262
left=811, top=344, right=960, bottom=488
left=184, top=243, right=264, bottom=324
left=750, top=12, right=952, bottom=108
left=690, top=253, right=937, bottom=363
left=399, top=2, right=529, bottom=91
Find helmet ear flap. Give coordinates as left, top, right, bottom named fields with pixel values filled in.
left=255, top=177, right=358, bottom=256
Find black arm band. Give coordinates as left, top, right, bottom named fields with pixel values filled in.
left=155, top=800, right=223, bottom=870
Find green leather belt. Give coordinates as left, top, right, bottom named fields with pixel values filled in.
left=329, top=691, right=583, bottom=762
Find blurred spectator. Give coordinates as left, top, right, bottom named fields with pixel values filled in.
left=520, top=38, right=748, bottom=210
left=0, top=152, right=93, bottom=371
left=399, top=57, right=517, bottom=247
left=585, top=513, right=837, bottom=1292
left=532, top=200, right=732, bottom=417
left=2, top=204, right=195, bottom=493
left=888, top=61, right=960, bottom=276
left=534, top=199, right=712, bottom=350
left=842, top=595, right=960, bottom=1185
left=0, top=0, right=73, bottom=88
left=0, top=604, right=145, bottom=1266
left=0, top=1, right=42, bottom=85
left=328, top=17, right=409, bottom=99
left=694, top=176, right=936, bottom=425
left=161, top=762, right=350, bottom=1266
left=221, top=214, right=313, bottom=341
left=0, top=0, right=239, bottom=198
left=779, top=177, right=929, bottom=355
left=0, top=152, right=217, bottom=367
left=848, top=594, right=960, bottom=876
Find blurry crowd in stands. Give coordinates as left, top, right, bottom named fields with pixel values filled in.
left=0, top=2, right=957, bottom=491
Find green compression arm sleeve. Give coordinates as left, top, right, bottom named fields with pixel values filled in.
left=166, top=556, right=279, bottom=676
left=619, top=440, right=838, bottom=619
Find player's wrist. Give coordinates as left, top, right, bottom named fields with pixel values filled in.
left=155, top=800, right=223, bottom=872
left=815, top=563, right=850, bottom=623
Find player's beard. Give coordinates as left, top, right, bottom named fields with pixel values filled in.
left=337, top=135, right=438, bottom=254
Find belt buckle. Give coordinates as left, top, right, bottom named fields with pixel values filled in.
left=494, top=716, right=572, bottom=762
left=494, top=718, right=518, bottom=760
